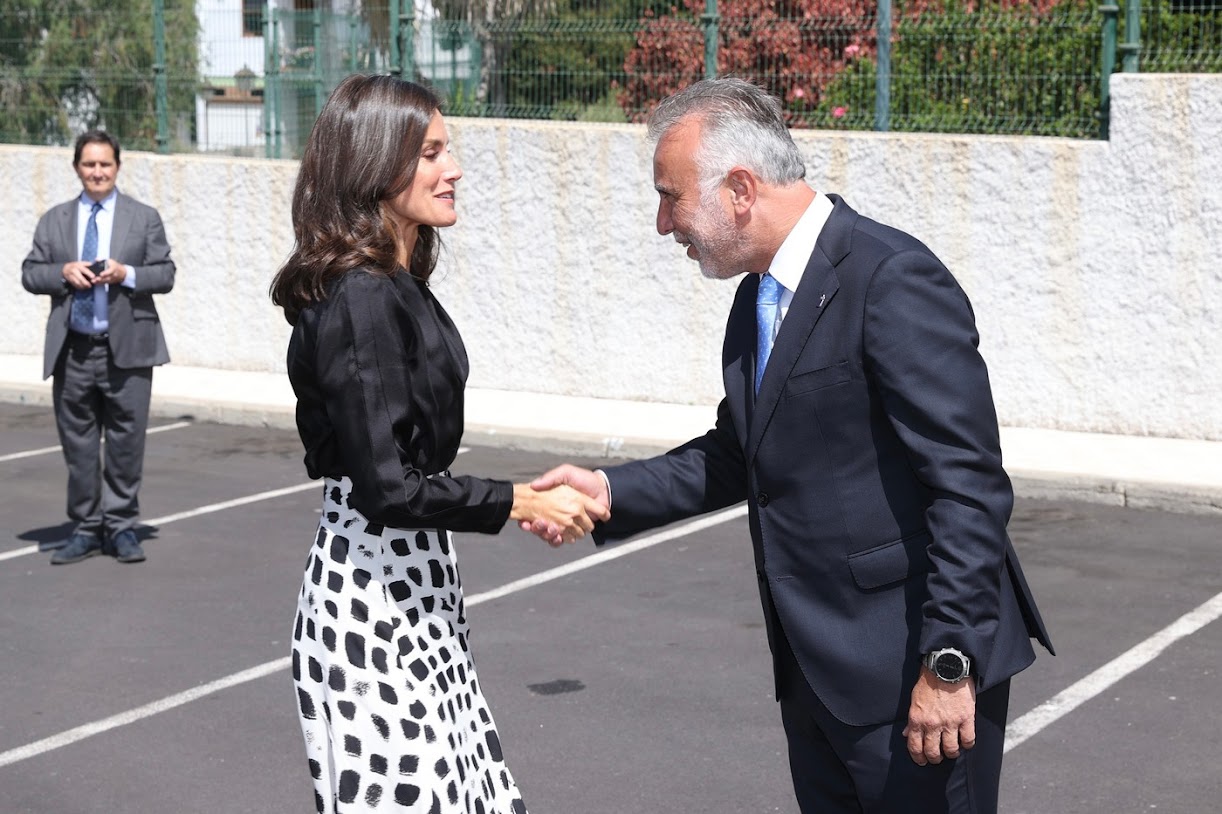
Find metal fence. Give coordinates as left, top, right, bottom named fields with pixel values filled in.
left=1138, top=0, right=1222, bottom=72
left=1, top=0, right=1219, bottom=158
left=0, top=0, right=200, bottom=152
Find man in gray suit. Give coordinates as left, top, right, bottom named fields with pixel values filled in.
left=21, top=130, right=176, bottom=565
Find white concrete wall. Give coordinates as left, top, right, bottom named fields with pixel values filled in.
left=1, top=73, right=1218, bottom=440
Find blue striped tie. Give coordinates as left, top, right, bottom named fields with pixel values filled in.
left=755, top=273, right=781, bottom=395
left=71, top=201, right=103, bottom=333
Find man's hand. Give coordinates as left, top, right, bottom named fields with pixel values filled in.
left=520, top=465, right=610, bottom=545
left=92, top=259, right=128, bottom=286
left=509, top=483, right=608, bottom=547
left=61, top=261, right=97, bottom=290
left=902, top=668, right=977, bottom=765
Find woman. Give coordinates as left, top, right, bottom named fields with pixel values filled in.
left=270, top=74, right=606, bottom=813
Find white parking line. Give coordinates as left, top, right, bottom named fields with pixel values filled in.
left=472, top=505, right=750, bottom=605
left=1005, top=588, right=1222, bottom=753
left=0, top=503, right=748, bottom=769
left=20, top=494, right=1208, bottom=771
left=142, top=482, right=321, bottom=526
left=0, top=481, right=319, bottom=564
left=0, top=448, right=472, bottom=564
left=0, top=420, right=193, bottom=463
left=0, top=660, right=290, bottom=769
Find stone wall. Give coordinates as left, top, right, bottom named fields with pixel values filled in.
left=1, top=73, right=1217, bottom=439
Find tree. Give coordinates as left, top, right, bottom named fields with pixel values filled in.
left=495, top=0, right=646, bottom=120
left=616, top=0, right=1099, bottom=136
left=0, top=0, right=200, bottom=149
left=618, top=0, right=878, bottom=124
left=431, top=0, right=560, bottom=113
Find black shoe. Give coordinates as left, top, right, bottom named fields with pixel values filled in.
left=39, top=538, right=68, bottom=552
left=50, top=533, right=103, bottom=565
left=109, top=530, right=146, bottom=564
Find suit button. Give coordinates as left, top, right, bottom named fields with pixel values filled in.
left=757, top=492, right=769, bottom=507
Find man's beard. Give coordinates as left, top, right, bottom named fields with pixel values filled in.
left=688, top=193, right=743, bottom=280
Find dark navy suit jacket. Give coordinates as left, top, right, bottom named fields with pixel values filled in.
left=595, top=195, right=1053, bottom=727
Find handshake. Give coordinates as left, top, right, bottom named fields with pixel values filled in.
left=509, top=465, right=609, bottom=547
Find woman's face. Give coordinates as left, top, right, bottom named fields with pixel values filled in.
left=386, top=110, right=462, bottom=232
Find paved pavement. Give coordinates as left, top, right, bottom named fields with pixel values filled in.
left=0, top=405, right=1219, bottom=814
left=1, top=353, right=1220, bottom=516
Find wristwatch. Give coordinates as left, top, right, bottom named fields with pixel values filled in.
left=923, top=647, right=971, bottom=683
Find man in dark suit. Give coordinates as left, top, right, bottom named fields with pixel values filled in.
left=21, top=130, right=176, bottom=565
left=529, top=79, right=1053, bottom=812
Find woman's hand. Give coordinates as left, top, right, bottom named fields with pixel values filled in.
left=510, top=483, right=610, bottom=546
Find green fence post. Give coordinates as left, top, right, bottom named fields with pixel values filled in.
left=153, top=0, right=169, bottom=153
left=1100, top=3, right=1118, bottom=139
left=401, top=0, right=416, bottom=82
left=1120, top=0, right=1141, bottom=72
left=390, top=0, right=401, bottom=77
left=313, top=5, right=325, bottom=117
left=702, top=0, right=719, bottom=80
left=875, top=0, right=891, bottom=132
left=272, top=12, right=283, bottom=158
left=264, top=6, right=274, bottom=158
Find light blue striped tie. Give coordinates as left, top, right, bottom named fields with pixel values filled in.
left=71, top=201, right=103, bottom=333
left=755, top=273, right=781, bottom=395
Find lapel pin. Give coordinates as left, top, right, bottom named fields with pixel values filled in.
left=818, top=294, right=827, bottom=308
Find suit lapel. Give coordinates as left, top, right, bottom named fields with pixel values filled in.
left=744, top=196, right=857, bottom=466
left=58, top=200, right=78, bottom=260
left=722, top=277, right=756, bottom=446
left=110, top=192, right=134, bottom=262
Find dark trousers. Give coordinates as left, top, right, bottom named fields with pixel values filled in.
left=775, top=629, right=1010, bottom=814
left=52, top=334, right=153, bottom=540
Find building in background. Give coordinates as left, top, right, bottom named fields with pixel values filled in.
left=195, top=0, right=475, bottom=157
left=196, top=0, right=269, bottom=154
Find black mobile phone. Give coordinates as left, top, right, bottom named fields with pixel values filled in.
left=88, top=260, right=106, bottom=274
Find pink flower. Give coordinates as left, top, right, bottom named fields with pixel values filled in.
left=832, top=106, right=847, bottom=119
left=844, top=44, right=861, bottom=59
left=793, top=87, right=806, bottom=99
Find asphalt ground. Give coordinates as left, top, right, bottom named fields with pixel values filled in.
left=1, top=402, right=1219, bottom=814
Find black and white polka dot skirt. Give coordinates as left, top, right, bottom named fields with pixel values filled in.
left=291, top=476, right=528, bottom=813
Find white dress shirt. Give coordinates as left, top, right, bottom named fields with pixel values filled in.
left=762, top=190, right=835, bottom=340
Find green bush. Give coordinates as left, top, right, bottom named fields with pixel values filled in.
left=811, top=0, right=1101, bottom=138
left=1140, top=1, right=1222, bottom=72
left=489, top=0, right=641, bottom=120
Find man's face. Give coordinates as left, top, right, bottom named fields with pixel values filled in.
left=653, top=121, right=743, bottom=280
left=75, top=142, right=119, bottom=202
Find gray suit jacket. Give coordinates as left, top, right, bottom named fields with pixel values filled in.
left=21, top=191, right=175, bottom=379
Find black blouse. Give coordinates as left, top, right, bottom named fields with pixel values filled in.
left=286, top=268, right=513, bottom=533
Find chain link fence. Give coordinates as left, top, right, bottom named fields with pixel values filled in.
left=1, top=0, right=1218, bottom=158
left=0, top=1, right=199, bottom=151
left=1139, top=0, right=1222, bottom=71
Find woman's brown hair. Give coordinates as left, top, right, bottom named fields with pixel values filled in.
left=271, top=74, right=443, bottom=324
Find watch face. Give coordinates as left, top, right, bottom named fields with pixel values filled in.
left=934, top=651, right=966, bottom=680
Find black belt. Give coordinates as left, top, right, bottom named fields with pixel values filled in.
left=69, top=331, right=109, bottom=344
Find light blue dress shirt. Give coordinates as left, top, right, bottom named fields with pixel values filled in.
left=76, top=190, right=137, bottom=333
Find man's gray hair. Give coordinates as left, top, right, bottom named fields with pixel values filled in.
left=647, top=78, right=806, bottom=197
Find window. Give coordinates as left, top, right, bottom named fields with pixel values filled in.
left=242, top=0, right=265, bottom=37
